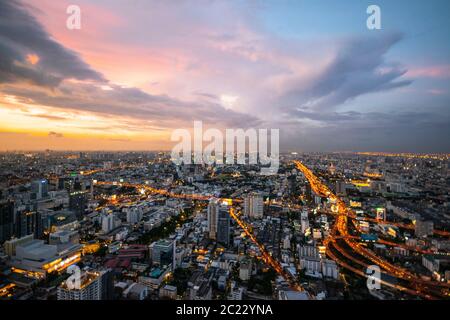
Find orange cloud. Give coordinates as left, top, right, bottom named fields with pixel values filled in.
left=26, top=54, right=40, bottom=65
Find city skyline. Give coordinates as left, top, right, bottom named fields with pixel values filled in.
left=1, top=0, right=450, bottom=152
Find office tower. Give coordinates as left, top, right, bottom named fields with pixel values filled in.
left=69, top=190, right=88, bottom=220
left=336, top=181, right=346, bottom=195
left=15, top=207, right=36, bottom=238
left=31, top=179, right=49, bottom=200
left=243, top=193, right=264, bottom=218
left=217, top=204, right=230, bottom=246
left=34, top=211, right=48, bottom=239
left=101, top=213, right=114, bottom=233
left=58, top=177, right=73, bottom=191
left=73, top=180, right=83, bottom=192
left=57, top=269, right=111, bottom=300
left=207, top=198, right=219, bottom=240
left=126, top=208, right=142, bottom=225
left=101, top=268, right=115, bottom=300
left=0, top=200, right=14, bottom=243
left=150, top=239, right=176, bottom=270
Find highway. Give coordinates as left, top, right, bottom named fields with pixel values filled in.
left=94, top=180, right=301, bottom=292
left=293, top=160, right=450, bottom=299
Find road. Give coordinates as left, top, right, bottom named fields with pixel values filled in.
left=293, top=160, right=450, bottom=299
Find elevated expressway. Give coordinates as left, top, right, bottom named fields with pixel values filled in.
left=293, top=160, right=450, bottom=299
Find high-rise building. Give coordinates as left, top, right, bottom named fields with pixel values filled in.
left=207, top=199, right=219, bottom=240
left=243, top=193, right=264, bottom=218
left=69, top=190, right=88, bottom=220
left=31, top=179, right=49, bottom=200
left=101, top=213, right=114, bottom=234
left=150, top=239, right=176, bottom=270
left=335, top=181, right=346, bottom=195
left=15, top=207, right=36, bottom=238
left=34, top=211, right=48, bottom=239
left=126, top=208, right=142, bottom=225
left=217, top=204, right=230, bottom=246
left=57, top=268, right=112, bottom=300
left=0, top=200, right=14, bottom=243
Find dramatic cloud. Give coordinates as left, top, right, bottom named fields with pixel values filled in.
left=0, top=0, right=260, bottom=131
left=0, top=0, right=449, bottom=152
left=281, top=33, right=412, bottom=115
left=0, top=0, right=104, bottom=86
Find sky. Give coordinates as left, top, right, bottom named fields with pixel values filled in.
left=0, top=0, right=449, bottom=152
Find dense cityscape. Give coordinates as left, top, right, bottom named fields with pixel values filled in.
left=1, top=151, right=449, bottom=300
left=1, top=0, right=450, bottom=311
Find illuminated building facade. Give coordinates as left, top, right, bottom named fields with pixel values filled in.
left=57, top=270, right=103, bottom=300
left=243, top=194, right=264, bottom=218
left=9, top=239, right=82, bottom=278
left=207, top=198, right=219, bottom=240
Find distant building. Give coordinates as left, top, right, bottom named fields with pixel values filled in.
left=299, top=256, right=321, bottom=273
left=126, top=208, right=142, bottom=225
left=228, top=282, right=244, bottom=300
left=10, top=239, right=82, bottom=278
left=0, top=200, right=14, bottom=243
left=321, top=259, right=339, bottom=279
left=415, top=220, right=434, bottom=238
left=299, top=245, right=319, bottom=258
left=101, top=213, right=115, bottom=234
left=31, top=179, right=49, bottom=200
left=159, top=284, right=177, bottom=299
left=243, top=194, right=264, bottom=218
left=49, top=230, right=80, bottom=245
left=278, top=290, right=310, bottom=300
left=150, top=239, right=176, bottom=270
left=124, top=283, right=149, bottom=300
left=239, top=259, right=252, bottom=281
left=188, top=272, right=212, bottom=300
left=207, top=198, right=219, bottom=240
left=335, top=181, right=346, bottom=195
left=217, top=204, right=230, bottom=246
left=3, top=234, right=34, bottom=256
left=57, top=268, right=113, bottom=300
left=139, top=266, right=171, bottom=290
left=15, top=207, right=36, bottom=238
left=69, top=190, right=88, bottom=220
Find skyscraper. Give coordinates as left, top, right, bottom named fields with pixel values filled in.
left=207, top=198, right=219, bottom=240
left=101, top=213, right=114, bottom=233
left=217, top=204, right=230, bottom=246
left=150, top=239, right=176, bottom=270
left=69, top=190, right=88, bottom=220
left=31, top=179, right=49, bottom=200
left=15, top=207, right=36, bottom=238
left=0, top=200, right=14, bottom=243
left=57, top=268, right=112, bottom=300
left=243, top=193, right=264, bottom=218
